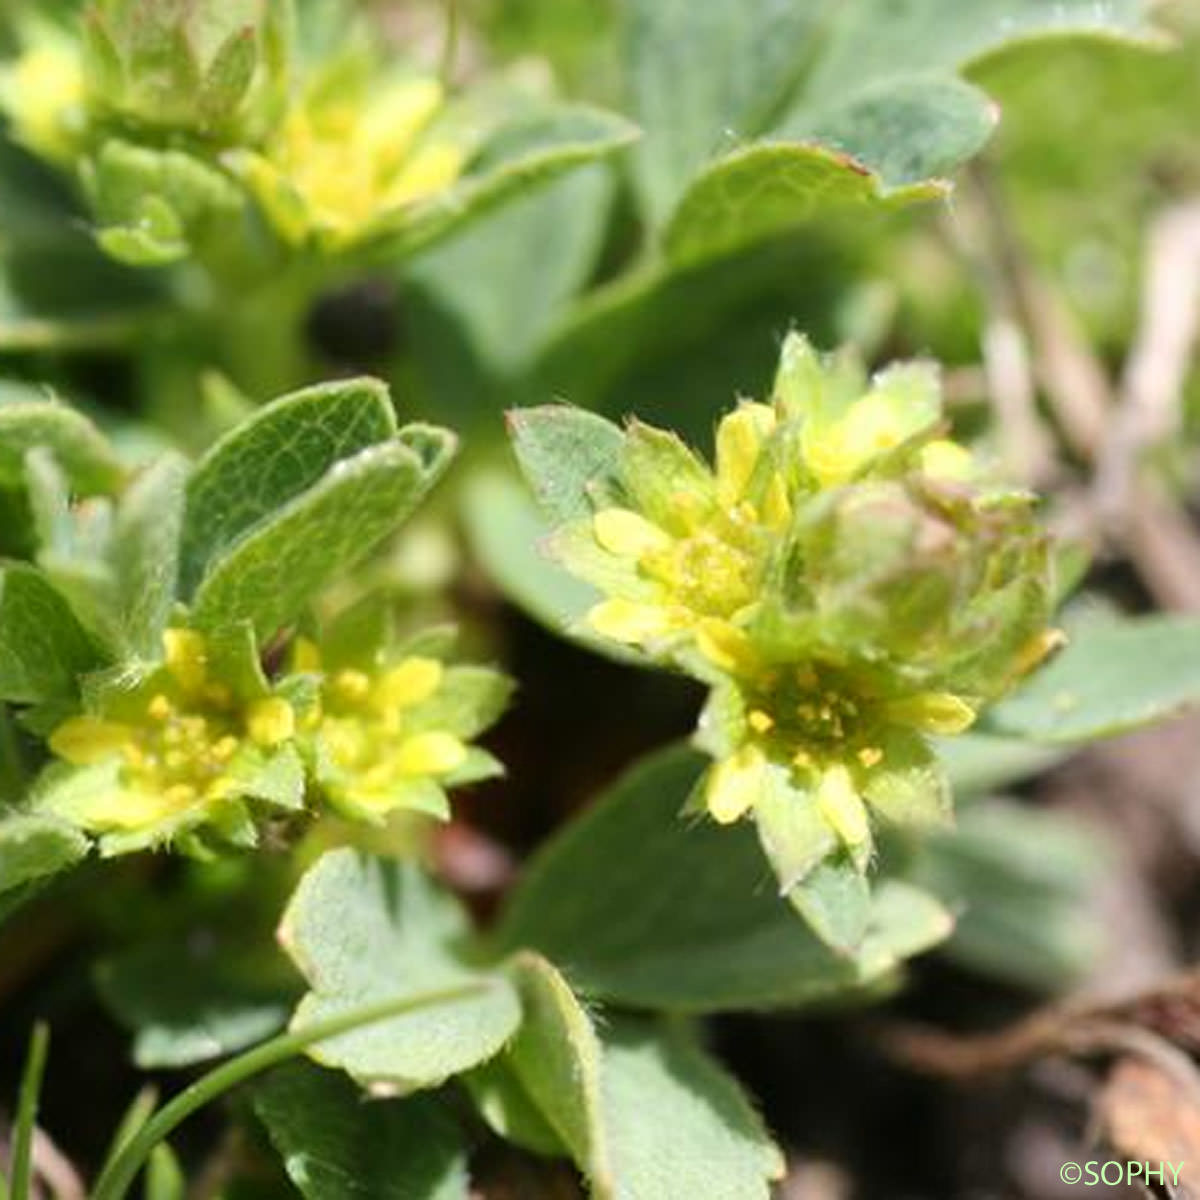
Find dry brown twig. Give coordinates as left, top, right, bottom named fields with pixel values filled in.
left=1096, top=201, right=1200, bottom=523
left=961, top=164, right=1200, bottom=610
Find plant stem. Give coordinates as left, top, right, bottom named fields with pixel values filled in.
left=11, top=1023, right=49, bottom=1200
left=90, top=981, right=489, bottom=1200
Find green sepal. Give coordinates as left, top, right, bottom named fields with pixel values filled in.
left=753, top=768, right=837, bottom=894
left=507, top=405, right=625, bottom=524
left=785, top=851, right=873, bottom=956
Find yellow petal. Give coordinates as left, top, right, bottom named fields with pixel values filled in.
left=321, top=718, right=368, bottom=769
left=292, top=637, right=322, bottom=672
left=887, top=692, right=976, bottom=735
left=816, top=764, right=870, bottom=847
left=334, top=670, right=371, bottom=703
left=3, top=43, right=84, bottom=162
left=705, top=745, right=765, bottom=824
left=920, top=439, right=974, bottom=482
left=378, top=657, right=443, bottom=710
left=79, top=786, right=178, bottom=832
left=236, top=151, right=314, bottom=246
left=694, top=619, right=757, bottom=675
left=49, top=717, right=132, bottom=766
left=748, top=709, right=775, bottom=734
left=162, top=629, right=208, bottom=696
left=760, top=472, right=792, bottom=531
left=587, top=599, right=676, bottom=644
left=384, top=142, right=464, bottom=209
left=363, top=79, right=444, bottom=166
left=1012, top=628, right=1067, bottom=678
left=394, top=731, right=468, bottom=777
left=716, top=403, right=776, bottom=506
left=246, top=697, right=296, bottom=747
left=593, top=508, right=671, bottom=559
left=804, top=394, right=910, bottom=488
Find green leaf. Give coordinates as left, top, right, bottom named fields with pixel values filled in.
left=255, top=1062, right=468, bottom=1200
left=465, top=1058, right=566, bottom=1157
left=663, top=143, right=941, bottom=269
left=191, top=430, right=456, bottom=639
left=463, top=471, right=640, bottom=661
left=625, top=0, right=1150, bottom=261
left=778, top=74, right=997, bottom=188
left=501, top=954, right=607, bottom=1177
left=0, top=813, right=89, bottom=895
left=280, top=850, right=520, bottom=1088
left=802, top=0, right=1147, bottom=101
left=911, top=800, right=1108, bottom=990
left=625, top=0, right=831, bottom=228
left=405, top=164, right=615, bottom=402
left=598, top=1018, right=783, bottom=1200
left=507, top=405, right=624, bottom=524
left=533, top=229, right=850, bottom=428
left=96, top=938, right=296, bottom=1069
left=0, top=399, right=124, bottom=494
left=372, top=105, right=639, bottom=261
left=110, top=453, right=188, bottom=660
left=989, top=616, right=1200, bottom=743
left=472, top=963, right=783, bottom=1199
left=933, top=731, right=1071, bottom=798
left=0, top=564, right=101, bottom=703
left=498, top=745, right=952, bottom=1011
left=179, top=379, right=398, bottom=596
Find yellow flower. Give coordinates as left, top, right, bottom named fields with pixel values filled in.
left=307, top=646, right=507, bottom=822
left=233, top=74, right=464, bottom=249
left=699, top=659, right=971, bottom=862
left=799, top=363, right=943, bottom=488
left=0, top=35, right=86, bottom=163
left=577, top=402, right=789, bottom=668
left=43, top=629, right=300, bottom=852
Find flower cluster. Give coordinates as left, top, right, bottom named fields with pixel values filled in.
left=295, top=636, right=509, bottom=822
left=543, top=335, right=1060, bottom=899
left=0, top=1, right=468, bottom=260
left=232, top=71, right=464, bottom=250
left=37, top=624, right=510, bottom=857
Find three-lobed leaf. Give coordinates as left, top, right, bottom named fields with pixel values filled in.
left=280, top=850, right=520, bottom=1090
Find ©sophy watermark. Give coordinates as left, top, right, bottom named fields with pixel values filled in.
left=1059, top=1160, right=1185, bottom=1186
